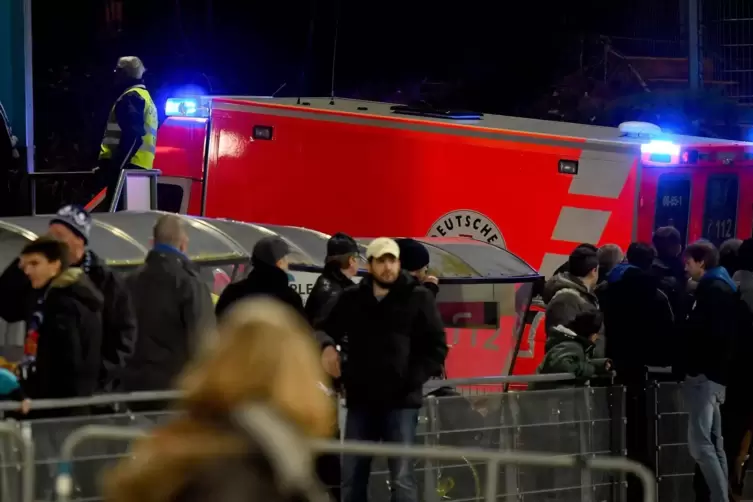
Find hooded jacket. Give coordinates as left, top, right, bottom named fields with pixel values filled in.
left=542, top=272, right=604, bottom=357
left=0, top=250, right=136, bottom=390
left=681, top=266, right=739, bottom=385
left=598, top=263, right=675, bottom=371
left=215, top=261, right=306, bottom=321
left=26, top=268, right=104, bottom=404
left=314, top=271, right=448, bottom=409
left=532, top=323, right=610, bottom=390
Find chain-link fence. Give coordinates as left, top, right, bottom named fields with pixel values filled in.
left=0, top=375, right=629, bottom=502
left=648, top=379, right=753, bottom=502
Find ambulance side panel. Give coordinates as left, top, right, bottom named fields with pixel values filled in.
left=204, top=102, right=639, bottom=278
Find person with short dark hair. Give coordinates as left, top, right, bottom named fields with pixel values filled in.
left=215, top=236, right=305, bottom=320
left=551, top=243, right=599, bottom=277
left=600, top=241, right=674, bottom=370
left=598, top=241, right=676, bottom=499
left=305, top=232, right=360, bottom=324
left=682, top=240, right=738, bottom=502
left=0, top=205, right=136, bottom=392
left=719, top=238, right=743, bottom=276
left=18, top=237, right=103, bottom=408
left=543, top=246, right=604, bottom=357
left=652, top=226, right=690, bottom=320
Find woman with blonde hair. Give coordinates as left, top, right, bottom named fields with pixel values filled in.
left=104, top=298, right=335, bottom=502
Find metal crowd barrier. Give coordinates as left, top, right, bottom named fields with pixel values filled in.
left=0, top=373, right=629, bottom=502
left=646, top=379, right=753, bottom=502
left=55, top=426, right=656, bottom=502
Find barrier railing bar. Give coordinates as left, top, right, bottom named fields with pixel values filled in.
left=28, top=170, right=96, bottom=216
left=0, top=420, right=34, bottom=502
left=427, top=373, right=576, bottom=389
left=0, top=390, right=182, bottom=412
left=0, top=374, right=581, bottom=412
left=56, top=426, right=657, bottom=502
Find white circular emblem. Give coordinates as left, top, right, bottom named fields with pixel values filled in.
left=426, top=210, right=505, bottom=248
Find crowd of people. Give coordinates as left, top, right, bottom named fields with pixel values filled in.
left=0, top=204, right=447, bottom=502
left=536, top=227, right=753, bottom=502
left=3, top=202, right=751, bottom=502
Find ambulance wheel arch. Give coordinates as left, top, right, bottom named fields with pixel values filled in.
left=157, top=176, right=192, bottom=213
left=426, top=210, right=506, bottom=248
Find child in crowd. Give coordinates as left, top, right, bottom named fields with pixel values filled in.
left=534, top=310, right=612, bottom=388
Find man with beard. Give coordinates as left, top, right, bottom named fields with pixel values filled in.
left=314, top=237, right=447, bottom=502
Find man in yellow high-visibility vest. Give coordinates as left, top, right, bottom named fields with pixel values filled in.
left=97, top=56, right=158, bottom=211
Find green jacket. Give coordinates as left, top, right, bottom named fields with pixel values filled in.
left=531, top=324, right=610, bottom=390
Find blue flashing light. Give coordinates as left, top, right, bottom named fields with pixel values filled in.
left=165, top=97, right=209, bottom=118
left=640, top=140, right=680, bottom=156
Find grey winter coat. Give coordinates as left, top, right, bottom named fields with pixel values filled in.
left=542, top=273, right=605, bottom=358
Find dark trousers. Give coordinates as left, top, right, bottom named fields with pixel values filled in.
left=316, top=428, right=342, bottom=502
left=342, top=408, right=419, bottom=502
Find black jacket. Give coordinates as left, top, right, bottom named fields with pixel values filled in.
left=0, top=250, right=136, bottom=389
left=681, top=267, right=739, bottom=385
left=314, top=272, right=448, bottom=409
left=124, top=247, right=215, bottom=392
left=598, top=263, right=675, bottom=372
left=216, top=262, right=306, bottom=320
left=652, top=255, right=690, bottom=322
left=26, top=269, right=104, bottom=405
left=304, top=264, right=355, bottom=323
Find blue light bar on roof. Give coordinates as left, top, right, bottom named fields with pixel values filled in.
left=165, top=97, right=210, bottom=118
left=640, top=140, right=680, bottom=156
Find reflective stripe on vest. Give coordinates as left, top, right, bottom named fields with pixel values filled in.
left=99, top=85, right=158, bottom=169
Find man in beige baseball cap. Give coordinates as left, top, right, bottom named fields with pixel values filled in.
left=314, top=236, right=447, bottom=502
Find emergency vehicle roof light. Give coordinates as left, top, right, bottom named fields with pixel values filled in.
left=165, top=97, right=210, bottom=118
left=618, top=121, right=663, bottom=138
left=640, top=139, right=680, bottom=156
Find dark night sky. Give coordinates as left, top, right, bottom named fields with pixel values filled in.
left=29, top=0, right=686, bottom=170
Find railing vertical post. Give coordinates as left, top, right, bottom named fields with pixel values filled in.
left=29, top=176, right=36, bottom=215
left=502, top=392, right=519, bottom=502
left=149, top=174, right=158, bottom=210
left=484, top=459, right=499, bottom=502
left=646, top=380, right=660, bottom=496
left=579, top=386, right=594, bottom=502
left=423, top=396, right=439, bottom=502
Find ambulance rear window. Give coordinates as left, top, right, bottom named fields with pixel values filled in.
left=703, top=174, right=739, bottom=247
left=655, top=174, right=691, bottom=246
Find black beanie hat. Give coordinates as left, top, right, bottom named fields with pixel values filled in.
left=252, top=236, right=290, bottom=267
left=327, top=232, right=359, bottom=257
left=396, top=238, right=430, bottom=272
